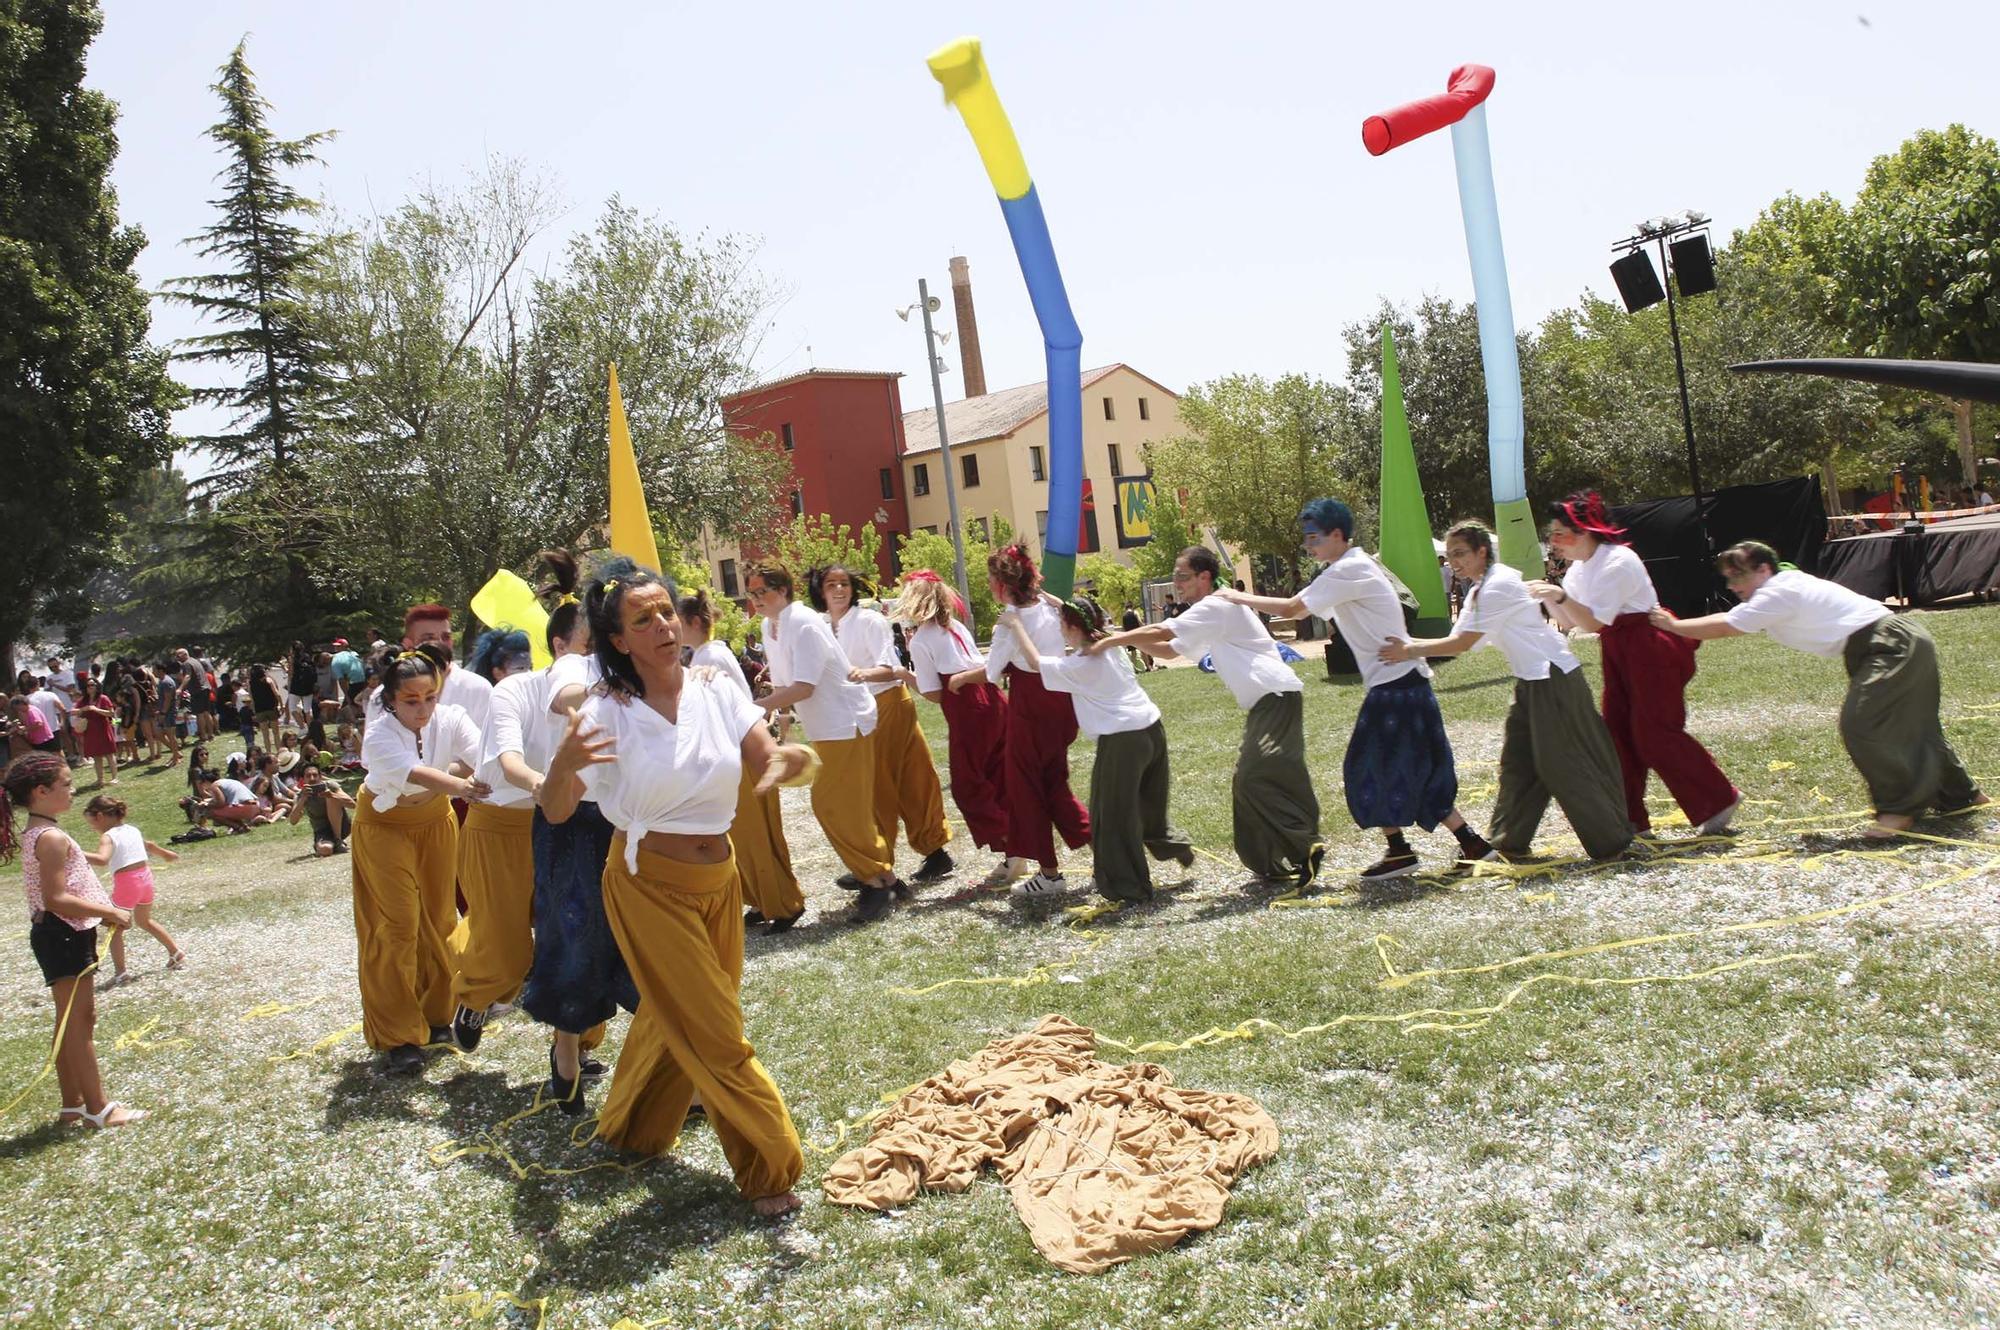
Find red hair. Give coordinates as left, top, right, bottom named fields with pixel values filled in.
left=403, top=602, right=452, bottom=634
left=1554, top=490, right=1628, bottom=544
left=986, top=542, right=1040, bottom=607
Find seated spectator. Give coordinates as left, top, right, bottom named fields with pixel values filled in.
left=194, top=770, right=275, bottom=833
left=287, top=764, right=355, bottom=856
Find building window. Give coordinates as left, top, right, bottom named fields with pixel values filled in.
left=920, top=525, right=937, bottom=535
left=879, top=468, right=894, bottom=500
left=1036, top=510, right=1049, bottom=553
left=962, top=453, right=980, bottom=488
left=1108, top=443, right=1123, bottom=477
left=1102, top=396, right=1115, bottom=421
left=968, top=516, right=988, bottom=544
left=1030, top=445, right=1045, bottom=482
left=790, top=489, right=803, bottom=517
left=719, top=559, right=739, bottom=598
left=781, top=423, right=795, bottom=451
left=913, top=463, right=930, bottom=497
left=1138, top=397, right=1150, bottom=421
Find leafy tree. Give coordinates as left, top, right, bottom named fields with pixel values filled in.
left=1147, top=373, right=1359, bottom=589
left=0, top=0, right=181, bottom=667
left=897, top=526, right=1001, bottom=635
left=160, top=39, right=332, bottom=481
left=1127, top=489, right=1197, bottom=581
left=768, top=513, right=882, bottom=586
left=1075, top=553, right=1138, bottom=618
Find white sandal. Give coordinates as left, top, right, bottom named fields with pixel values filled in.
left=79, top=1101, right=147, bottom=1129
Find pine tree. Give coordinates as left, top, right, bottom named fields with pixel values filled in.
left=0, top=0, right=181, bottom=666
left=161, top=38, right=333, bottom=481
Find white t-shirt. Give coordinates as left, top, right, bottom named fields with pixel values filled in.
left=542, top=650, right=603, bottom=758
left=1166, top=594, right=1304, bottom=708
left=48, top=668, right=76, bottom=698
left=688, top=640, right=752, bottom=703
left=766, top=601, right=876, bottom=742
left=361, top=701, right=483, bottom=809
left=1298, top=549, right=1430, bottom=692
left=440, top=666, right=493, bottom=732
left=576, top=681, right=767, bottom=873
left=907, top=619, right=983, bottom=697
left=985, top=601, right=1064, bottom=684
left=213, top=778, right=260, bottom=807
left=1037, top=649, right=1160, bottom=739
left=830, top=607, right=901, bottom=696
left=26, top=688, right=66, bottom=734
left=103, top=823, right=149, bottom=874
left=1561, top=542, right=1657, bottom=622
left=476, top=671, right=544, bottom=809
left=1454, top=565, right=1579, bottom=681
left=1722, top=569, right=1893, bottom=659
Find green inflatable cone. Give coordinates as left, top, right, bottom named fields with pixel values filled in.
left=1377, top=324, right=1450, bottom=637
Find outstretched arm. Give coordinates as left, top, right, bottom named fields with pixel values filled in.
left=1650, top=608, right=1743, bottom=640
left=1382, top=629, right=1484, bottom=662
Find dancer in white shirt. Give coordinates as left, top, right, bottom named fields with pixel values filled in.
left=894, top=571, right=1011, bottom=878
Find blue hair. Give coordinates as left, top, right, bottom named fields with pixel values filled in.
left=468, top=628, right=532, bottom=683
left=1299, top=498, right=1354, bottom=539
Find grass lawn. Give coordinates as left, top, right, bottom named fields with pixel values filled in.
left=5, top=606, right=2000, bottom=1329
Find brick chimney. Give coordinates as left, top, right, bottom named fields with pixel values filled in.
left=948, top=255, right=987, bottom=399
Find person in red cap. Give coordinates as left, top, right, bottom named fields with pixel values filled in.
left=1524, top=491, right=1738, bottom=838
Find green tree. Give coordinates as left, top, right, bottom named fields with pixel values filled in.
left=768, top=513, right=883, bottom=586
left=1075, top=553, right=1137, bottom=618
left=160, top=39, right=332, bottom=481
left=1148, top=373, right=1359, bottom=589
left=897, top=527, right=999, bottom=634
left=0, top=0, right=181, bottom=667
left=1128, top=489, right=1197, bottom=581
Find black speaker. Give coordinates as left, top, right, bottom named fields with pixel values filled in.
left=1610, top=250, right=1666, bottom=312
left=1670, top=233, right=1717, bottom=296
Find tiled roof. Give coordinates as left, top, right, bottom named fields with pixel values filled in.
left=901, top=365, right=1123, bottom=456
left=722, top=367, right=903, bottom=403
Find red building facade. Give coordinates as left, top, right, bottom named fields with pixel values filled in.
left=720, top=369, right=910, bottom=586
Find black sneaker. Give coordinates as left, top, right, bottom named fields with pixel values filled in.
left=744, top=908, right=767, bottom=926
left=385, top=1044, right=425, bottom=1076
left=452, top=1004, right=486, bottom=1052
left=855, top=885, right=894, bottom=923
left=1359, top=852, right=1421, bottom=881
left=1294, top=842, right=1327, bottom=889
left=835, top=873, right=862, bottom=892
left=427, top=1025, right=454, bottom=1048
left=548, top=1046, right=586, bottom=1117
left=890, top=877, right=914, bottom=901
left=580, top=1056, right=608, bottom=1080
left=913, top=849, right=955, bottom=882
left=1170, top=844, right=1196, bottom=869
left=1454, top=833, right=1498, bottom=865
left=764, top=911, right=804, bottom=935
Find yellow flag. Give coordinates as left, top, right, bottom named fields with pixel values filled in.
left=607, top=362, right=661, bottom=571
left=468, top=569, right=552, bottom=670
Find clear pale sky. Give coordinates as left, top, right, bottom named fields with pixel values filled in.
left=89, top=0, right=1995, bottom=446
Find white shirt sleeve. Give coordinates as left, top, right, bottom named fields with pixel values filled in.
left=1164, top=596, right=1221, bottom=654
left=361, top=718, right=417, bottom=798
left=789, top=616, right=842, bottom=689
left=1297, top=562, right=1361, bottom=620
left=486, top=683, right=528, bottom=762
left=1723, top=579, right=1798, bottom=636
left=572, top=694, right=618, bottom=802
left=984, top=616, right=1021, bottom=684
left=441, top=706, right=483, bottom=771
left=909, top=631, right=944, bottom=696
left=1036, top=653, right=1082, bottom=695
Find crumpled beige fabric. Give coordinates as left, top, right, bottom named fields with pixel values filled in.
left=821, top=1014, right=1279, bottom=1274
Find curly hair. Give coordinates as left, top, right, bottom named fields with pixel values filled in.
left=986, top=543, right=1040, bottom=607
left=585, top=557, right=681, bottom=699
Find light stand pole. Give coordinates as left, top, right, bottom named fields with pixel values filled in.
left=904, top=279, right=972, bottom=614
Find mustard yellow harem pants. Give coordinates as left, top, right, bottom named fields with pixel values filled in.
left=731, top=763, right=803, bottom=921
left=812, top=733, right=893, bottom=881
left=351, top=790, right=458, bottom=1051
left=596, top=835, right=803, bottom=1200
left=449, top=801, right=536, bottom=1011
left=869, top=685, right=952, bottom=858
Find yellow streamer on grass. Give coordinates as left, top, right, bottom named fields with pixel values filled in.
left=113, top=1016, right=189, bottom=1052
left=242, top=996, right=326, bottom=1020
left=444, top=1289, right=546, bottom=1330
left=0, top=960, right=95, bottom=1118
left=268, top=1022, right=363, bottom=1064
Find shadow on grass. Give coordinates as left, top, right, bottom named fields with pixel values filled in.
left=1435, top=674, right=1513, bottom=697
left=0, top=1117, right=77, bottom=1164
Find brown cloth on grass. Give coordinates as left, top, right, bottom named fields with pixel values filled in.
left=821, top=1014, right=1278, bottom=1274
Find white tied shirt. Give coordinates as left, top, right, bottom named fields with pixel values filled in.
left=542, top=651, right=603, bottom=759
left=1037, top=649, right=1160, bottom=739
left=688, top=640, right=752, bottom=703
left=361, top=701, right=483, bottom=809
left=1561, top=542, right=1657, bottom=622
left=476, top=670, right=547, bottom=809
left=907, top=619, right=983, bottom=697
left=766, top=600, right=876, bottom=742
left=103, top=823, right=149, bottom=874
left=1722, top=569, right=1892, bottom=658
left=985, top=601, right=1064, bottom=684
left=576, top=681, right=767, bottom=872
left=1454, top=565, right=1580, bottom=681
left=1165, top=594, right=1304, bottom=709
left=831, top=608, right=902, bottom=696
left=1298, top=548, right=1431, bottom=692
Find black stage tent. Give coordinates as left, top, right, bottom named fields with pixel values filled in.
left=1608, top=475, right=1827, bottom=618
left=1817, top=511, right=2000, bottom=604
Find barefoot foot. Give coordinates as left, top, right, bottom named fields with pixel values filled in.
left=750, top=1190, right=801, bottom=1218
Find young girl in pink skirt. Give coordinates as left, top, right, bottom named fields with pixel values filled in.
left=82, top=794, right=186, bottom=986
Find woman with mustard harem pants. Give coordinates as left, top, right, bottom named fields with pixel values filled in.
left=353, top=647, right=488, bottom=1076
left=542, top=561, right=814, bottom=1216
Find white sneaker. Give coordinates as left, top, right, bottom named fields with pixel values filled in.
left=1010, top=872, right=1070, bottom=898
left=1697, top=793, right=1741, bottom=837
left=980, top=857, right=1028, bottom=889
left=485, top=1001, right=517, bottom=1021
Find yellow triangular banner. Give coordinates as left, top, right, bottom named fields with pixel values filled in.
left=607, top=362, right=661, bottom=571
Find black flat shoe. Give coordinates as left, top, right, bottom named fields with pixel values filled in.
left=890, top=877, right=914, bottom=901
left=579, top=1056, right=608, bottom=1080
left=452, top=1004, right=485, bottom=1052
left=912, top=849, right=955, bottom=882
left=744, top=908, right=767, bottom=926
left=385, top=1045, right=425, bottom=1076
left=427, top=1025, right=454, bottom=1048
left=1295, top=842, right=1327, bottom=888
left=854, top=885, right=894, bottom=923
left=1171, top=844, right=1196, bottom=869
left=548, top=1045, right=586, bottom=1117
left=834, top=873, right=862, bottom=891
left=764, top=911, right=803, bottom=935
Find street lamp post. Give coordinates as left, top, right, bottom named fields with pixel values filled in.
left=900, top=279, right=972, bottom=613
